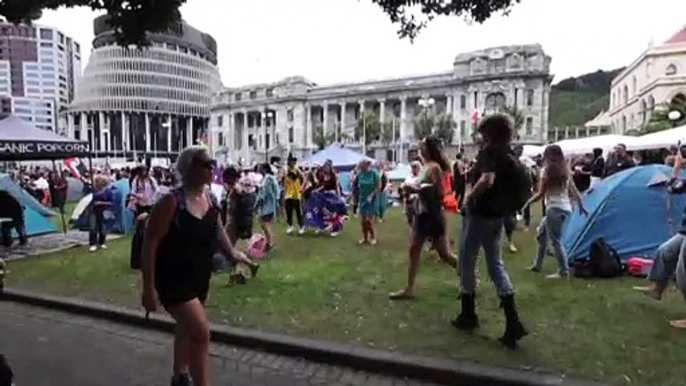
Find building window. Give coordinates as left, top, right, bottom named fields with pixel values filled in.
left=473, top=92, right=478, bottom=108
left=526, top=89, right=534, bottom=106
left=40, top=29, right=53, bottom=40
left=666, top=64, right=678, bottom=76
left=525, top=117, right=533, bottom=135
left=249, top=91, right=257, bottom=99
left=266, top=88, right=274, bottom=98
left=459, top=120, right=466, bottom=138
left=40, top=42, right=53, bottom=48
left=514, top=88, right=518, bottom=106
left=235, top=93, right=242, bottom=102
left=287, top=109, right=294, bottom=122
left=460, top=95, right=466, bottom=110
left=217, top=115, right=223, bottom=127
left=288, top=127, right=294, bottom=143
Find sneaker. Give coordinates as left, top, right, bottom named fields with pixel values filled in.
left=330, top=232, right=339, bottom=237
left=369, top=239, right=378, bottom=246
left=508, top=242, right=518, bottom=253
left=286, top=226, right=294, bottom=235
left=298, top=227, right=306, bottom=235
left=89, top=246, right=97, bottom=252
left=546, top=272, right=568, bottom=279
left=528, top=265, right=542, bottom=273
left=516, top=214, right=523, bottom=221
left=170, top=373, right=191, bottom=386
left=100, top=244, right=107, bottom=250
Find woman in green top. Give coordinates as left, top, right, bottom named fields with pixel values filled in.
left=356, top=159, right=381, bottom=245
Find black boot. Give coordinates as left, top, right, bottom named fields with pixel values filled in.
left=499, top=294, right=528, bottom=350
left=171, top=373, right=192, bottom=386
left=451, top=292, right=479, bottom=331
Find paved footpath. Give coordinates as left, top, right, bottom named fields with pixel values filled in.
left=0, top=301, right=438, bottom=386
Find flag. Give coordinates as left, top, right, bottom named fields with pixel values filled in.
left=471, top=109, right=481, bottom=124
left=65, top=157, right=88, bottom=179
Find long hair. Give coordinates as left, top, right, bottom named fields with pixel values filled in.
left=421, top=136, right=450, bottom=172
left=543, top=145, right=568, bottom=189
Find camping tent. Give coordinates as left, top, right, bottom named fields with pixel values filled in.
left=305, top=143, right=375, bottom=171
left=522, top=145, right=545, bottom=157
left=387, top=163, right=411, bottom=181
left=0, top=116, right=90, bottom=161
left=553, top=134, right=638, bottom=156
left=72, top=178, right=134, bottom=234
left=627, top=124, right=686, bottom=151
left=562, top=164, right=686, bottom=262
left=0, top=174, right=57, bottom=236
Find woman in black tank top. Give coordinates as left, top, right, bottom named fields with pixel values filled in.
left=141, top=146, right=254, bottom=386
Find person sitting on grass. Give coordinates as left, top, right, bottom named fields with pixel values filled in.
left=635, top=152, right=686, bottom=329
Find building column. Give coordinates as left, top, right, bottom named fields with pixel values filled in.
left=358, top=100, right=365, bottom=115
left=80, top=112, right=88, bottom=149
left=167, top=114, right=172, bottom=154
left=228, top=113, right=234, bottom=151
left=399, top=96, right=407, bottom=143
left=339, top=102, right=346, bottom=142
left=379, top=99, right=386, bottom=124
left=120, top=111, right=128, bottom=152
left=242, top=111, right=249, bottom=163
left=575, top=126, right=580, bottom=139
left=322, top=102, right=329, bottom=136
left=97, top=112, right=105, bottom=152
left=445, top=94, right=452, bottom=116
left=145, top=113, right=151, bottom=152
left=67, top=113, right=75, bottom=139
left=187, top=116, right=194, bottom=147
left=306, top=105, right=313, bottom=150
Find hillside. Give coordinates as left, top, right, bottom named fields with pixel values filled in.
left=549, top=68, right=624, bottom=128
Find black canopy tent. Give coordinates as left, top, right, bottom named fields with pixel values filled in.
left=0, top=116, right=92, bottom=233
left=0, top=116, right=90, bottom=161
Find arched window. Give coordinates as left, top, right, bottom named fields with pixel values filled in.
left=640, top=99, right=647, bottom=124
left=485, top=92, right=506, bottom=113
left=666, top=64, right=678, bottom=76
left=672, top=93, right=686, bottom=105
left=623, top=86, right=628, bottom=104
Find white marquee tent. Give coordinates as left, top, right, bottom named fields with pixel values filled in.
left=626, top=125, right=686, bottom=150
left=553, top=134, right=639, bottom=155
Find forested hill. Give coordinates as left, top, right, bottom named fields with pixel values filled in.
left=549, top=68, right=624, bottom=127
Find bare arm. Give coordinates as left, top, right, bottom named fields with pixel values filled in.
left=141, top=194, right=176, bottom=292
left=673, top=154, right=684, bottom=180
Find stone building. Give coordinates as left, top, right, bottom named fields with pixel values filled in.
left=609, top=25, right=686, bottom=134
left=65, top=16, right=222, bottom=160
left=209, top=44, right=552, bottom=164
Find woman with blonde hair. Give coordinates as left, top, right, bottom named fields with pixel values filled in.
left=141, top=146, right=251, bottom=386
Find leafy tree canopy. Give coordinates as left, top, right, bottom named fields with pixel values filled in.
left=371, top=0, right=520, bottom=40
left=355, top=111, right=383, bottom=146
left=641, top=97, right=686, bottom=135
left=0, top=0, right=185, bottom=46
left=1, top=0, right=519, bottom=47
left=313, top=125, right=336, bottom=150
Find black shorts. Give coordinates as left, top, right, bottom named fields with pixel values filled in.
left=156, top=273, right=210, bottom=310
left=260, top=214, right=274, bottom=222
left=413, top=212, right=446, bottom=239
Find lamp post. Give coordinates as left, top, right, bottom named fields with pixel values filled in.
left=668, top=110, right=682, bottom=128
left=261, top=110, right=274, bottom=164
left=418, top=97, right=435, bottom=136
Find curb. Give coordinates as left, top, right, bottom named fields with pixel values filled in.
left=0, top=288, right=601, bottom=386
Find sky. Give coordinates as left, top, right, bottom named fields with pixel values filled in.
left=37, top=0, right=686, bottom=87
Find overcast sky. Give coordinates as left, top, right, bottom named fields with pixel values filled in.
left=38, top=0, right=686, bottom=87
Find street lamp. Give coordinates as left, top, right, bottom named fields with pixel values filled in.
left=261, top=110, right=274, bottom=164
left=418, top=97, right=435, bottom=135
left=668, top=110, right=682, bottom=128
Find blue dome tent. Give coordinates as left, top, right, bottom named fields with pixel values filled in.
left=72, top=178, right=134, bottom=234
left=563, top=165, right=686, bottom=262
left=305, top=143, right=375, bottom=171
left=0, top=174, right=57, bottom=236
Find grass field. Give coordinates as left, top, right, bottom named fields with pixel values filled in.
left=7, top=208, right=686, bottom=386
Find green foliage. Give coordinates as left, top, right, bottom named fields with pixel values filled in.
left=371, top=0, right=520, bottom=41
left=434, top=114, right=456, bottom=144
left=354, top=111, right=382, bottom=146
left=0, top=0, right=185, bottom=46
left=413, top=112, right=433, bottom=139
left=313, top=125, right=335, bottom=150
left=380, top=122, right=396, bottom=144
left=641, top=99, right=686, bottom=135
left=549, top=68, right=623, bottom=128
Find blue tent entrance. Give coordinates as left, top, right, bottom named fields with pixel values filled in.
left=562, top=165, right=686, bottom=262
left=72, top=178, right=134, bottom=234
left=0, top=174, right=57, bottom=236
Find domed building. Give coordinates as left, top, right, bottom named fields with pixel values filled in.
left=66, top=16, right=222, bottom=160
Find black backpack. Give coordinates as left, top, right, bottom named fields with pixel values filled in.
left=503, top=154, right=533, bottom=214
left=574, top=238, right=623, bottom=278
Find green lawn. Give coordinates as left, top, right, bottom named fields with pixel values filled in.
left=6, top=209, right=686, bottom=386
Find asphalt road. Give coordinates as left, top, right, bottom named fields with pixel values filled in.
left=0, top=301, right=436, bottom=386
